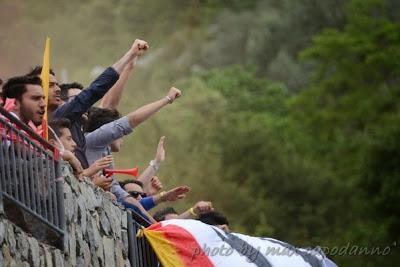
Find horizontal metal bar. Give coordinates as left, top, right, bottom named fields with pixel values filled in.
left=2, top=193, right=65, bottom=235
left=0, top=107, right=56, bottom=152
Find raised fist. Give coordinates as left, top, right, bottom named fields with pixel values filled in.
left=193, top=201, right=214, bottom=215
left=131, top=39, right=149, bottom=57
left=166, top=87, right=182, bottom=103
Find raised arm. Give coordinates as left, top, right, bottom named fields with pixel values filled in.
left=152, top=186, right=190, bottom=205
left=126, top=87, right=181, bottom=128
left=53, top=39, right=148, bottom=120
left=177, top=201, right=214, bottom=219
left=101, top=39, right=149, bottom=109
left=112, top=39, right=148, bottom=74
left=124, top=196, right=157, bottom=223
left=99, top=62, right=135, bottom=109
left=139, top=136, right=166, bottom=189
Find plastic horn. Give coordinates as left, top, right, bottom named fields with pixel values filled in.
left=104, top=168, right=139, bottom=177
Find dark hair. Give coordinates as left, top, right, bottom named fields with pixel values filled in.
left=60, top=82, right=84, bottom=101
left=153, top=207, right=178, bottom=222
left=26, top=66, right=55, bottom=77
left=2, top=75, right=42, bottom=102
left=0, top=78, right=3, bottom=86
left=85, top=107, right=121, bottom=133
left=198, top=211, right=229, bottom=226
left=119, top=179, right=143, bottom=189
left=48, top=118, right=71, bottom=140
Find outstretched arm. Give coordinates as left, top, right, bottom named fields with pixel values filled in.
left=126, top=87, right=181, bottom=128
left=112, top=39, right=148, bottom=74
left=177, top=201, right=214, bottom=219
left=124, top=196, right=157, bottom=223
left=152, top=186, right=190, bottom=205
left=139, top=136, right=166, bottom=189
left=101, top=39, right=150, bottom=109
left=99, top=62, right=135, bottom=109
left=53, top=39, right=149, bottom=120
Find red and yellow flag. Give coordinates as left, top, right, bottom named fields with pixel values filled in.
left=40, top=37, right=50, bottom=140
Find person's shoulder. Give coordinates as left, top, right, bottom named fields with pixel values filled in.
left=52, top=103, right=70, bottom=118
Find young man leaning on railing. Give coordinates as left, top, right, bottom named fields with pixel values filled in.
left=48, top=118, right=117, bottom=198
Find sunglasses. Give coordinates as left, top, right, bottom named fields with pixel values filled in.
left=128, top=191, right=147, bottom=198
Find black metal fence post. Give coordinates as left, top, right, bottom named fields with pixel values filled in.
left=127, top=210, right=160, bottom=267
left=0, top=107, right=65, bottom=248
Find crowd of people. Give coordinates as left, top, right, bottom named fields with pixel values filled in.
left=0, top=39, right=230, bottom=231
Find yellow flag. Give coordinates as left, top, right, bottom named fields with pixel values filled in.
left=40, top=37, right=50, bottom=140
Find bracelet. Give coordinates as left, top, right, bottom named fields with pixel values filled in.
left=165, top=95, right=173, bottom=104
left=149, top=160, right=159, bottom=171
left=189, top=207, right=197, bottom=216
left=159, top=191, right=166, bottom=202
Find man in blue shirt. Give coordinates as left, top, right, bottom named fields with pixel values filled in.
left=119, top=179, right=190, bottom=213
left=27, top=39, right=149, bottom=169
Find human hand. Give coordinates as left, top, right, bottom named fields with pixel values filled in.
left=162, top=186, right=190, bottom=202
left=104, top=191, right=117, bottom=202
left=91, top=155, right=113, bottom=173
left=166, top=87, right=182, bottom=103
left=154, top=136, right=166, bottom=164
left=92, top=173, right=113, bottom=191
left=193, top=201, right=214, bottom=215
left=131, top=39, right=149, bottom=57
left=62, top=150, right=83, bottom=180
left=145, top=176, right=163, bottom=196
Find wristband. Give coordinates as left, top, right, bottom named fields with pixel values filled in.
left=165, top=95, right=173, bottom=104
left=189, top=207, right=197, bottom=216
left=149, top=160, right=159, bottom=171
left=159, top=191, right=167, bottom=202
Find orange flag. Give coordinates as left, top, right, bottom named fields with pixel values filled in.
left=40, top=37, right=50, bottom=140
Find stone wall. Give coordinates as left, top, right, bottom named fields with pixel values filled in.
left=0, top=164, right=130, bottom=267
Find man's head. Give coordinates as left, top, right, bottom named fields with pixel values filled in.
left=198, top=211, right=230, bottom=232
left=2, top=75, right=45, bottom=125
left=27, top=66, right=61, bottom=111
left=86, top=107, right=123, bottom=152
left=153, top=207, right=179, bottom=221
left=119, top=179, right=147, bottom=201
left=60, top=82, right=83, bottom=103
left=48, top=118, right=77, bottom=152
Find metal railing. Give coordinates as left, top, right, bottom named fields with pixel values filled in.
left=0, top=107, right=65, bottom=243
left=127, top=210, right=160, bottom=267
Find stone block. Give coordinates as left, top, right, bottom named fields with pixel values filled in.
left=2, top=245, right=12, bottom=266
left=6, top=223, right=16, bottom=254
left=77, top=236, right=90, bottom=266
left=76, top=195, right=87, bottom=234
left=27, top=237, right=40, bottom=267
left=16, top=231, right=29, bottom=260
left=121, top=212, right=127, bottom=230
left=53, top=249, right=64, bottom=267
left=0, top=220, right=5, bottom=244
left=115, top=240, right=125, bottom=267
left=121, top=230, right=128, bottom=257
left=68, top=225, right=76, bottom=266
left=99, top=210, right=111, bottom=235
left=43, top=246, right=53, bottom=267
left=63, top=183, right=75, bottom=223
left=103, top=236, right=115, bottom=267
